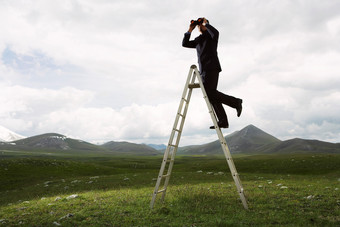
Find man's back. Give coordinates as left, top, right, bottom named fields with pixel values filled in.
left=182, top=23, right=221, bottom=73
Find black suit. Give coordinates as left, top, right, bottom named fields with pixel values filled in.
left=182, top=24, right=241, bottom=126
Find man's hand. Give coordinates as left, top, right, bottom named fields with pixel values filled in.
left=203, top=18, right=208, bottom=26
left=188, top=22, right=196, bottom=33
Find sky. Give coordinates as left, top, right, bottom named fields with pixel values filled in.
left=1, top=0, right=340, bottom=146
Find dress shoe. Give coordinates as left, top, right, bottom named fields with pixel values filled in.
left=236, top=99, right=243, bottom=117
left=210, top=121, right=229, bottom=129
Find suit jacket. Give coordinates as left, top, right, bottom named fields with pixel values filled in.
left=182, top=24, right=222, bottom=73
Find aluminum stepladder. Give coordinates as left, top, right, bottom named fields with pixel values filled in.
left=150, top=65, right=248, bottom=210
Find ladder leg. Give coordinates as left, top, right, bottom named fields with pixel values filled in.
left=150, top=66, right=196, bottom=209
left=220, top=139, right=248, bottom=209
left=150, top=147, right=170, bottom=208
left=194, top=66, right=249, bottom=210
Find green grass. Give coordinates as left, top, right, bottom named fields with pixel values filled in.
left=0, top=152, right=339, bottom=226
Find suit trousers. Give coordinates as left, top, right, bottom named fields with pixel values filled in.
left=201, top=70, right=239, bottom=124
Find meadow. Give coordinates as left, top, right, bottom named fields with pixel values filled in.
left=0, top=151, right=339, bottom=226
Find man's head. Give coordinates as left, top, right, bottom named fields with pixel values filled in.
left=198, top=24, right=207, bottom=33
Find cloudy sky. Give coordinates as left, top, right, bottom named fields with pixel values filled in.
left=1, top=0, right=340, bottom=145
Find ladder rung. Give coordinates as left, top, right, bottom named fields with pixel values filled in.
left=182, top=98, right=188, bottom=102
left=173, top=128, right=181, bottom=132
left=168, top=144, right=178, bottom=148
left=177, top=113, right=184, bottom=117
left=157, top=189, right=166, bottom=194
left=162, top=174, right=171, bottom=178
left=188, top=83, right=200, bottom=88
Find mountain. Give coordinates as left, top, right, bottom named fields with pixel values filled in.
left=0, top=133, right=108, bottom=153
left=0, top=125, right=26, bottom=142
left=178, top=124, right=281, bottom=155
left=0, top=133, right=160, bottom=156
left=269, top=138, right=340, bottom=154
left=178, top=124, right=340, bottom=155
left=225, top=124, right=281, bottom=153
left=102, top=141, right=160, bottom=155
left=1, top=125, right=339, bottom=155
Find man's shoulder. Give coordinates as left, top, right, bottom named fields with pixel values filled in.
left=194, top=34, right=203, bottom=41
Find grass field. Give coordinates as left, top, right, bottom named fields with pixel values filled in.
left=0, top=151, right=339, bottom=226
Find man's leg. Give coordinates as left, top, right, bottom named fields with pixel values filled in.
left=215, top=91, right=240, bottom=108
left=215, top=90, right=243, bottom=117
left=203, top=70, right=243, bottom=120
left=202, top=71, right=229, bottom=127
left=203, top=71, right=242, bottom=117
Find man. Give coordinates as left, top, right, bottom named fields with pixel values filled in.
left=182, top=17, right=243, bottom=129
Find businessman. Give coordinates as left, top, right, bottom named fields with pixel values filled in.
left=182, top=17, right=243, bottom=129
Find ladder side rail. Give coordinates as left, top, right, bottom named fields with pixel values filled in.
left=193, top=66, right=248, bottom=210
left=167, top=66, right=195, bottom=151
left=161, top=68, right=197, bottom=201
left=150, top=66, right=196, bottom=208
left=218, top=136, right=248, bottom=208
left=173, top=83, right=195, bottom=154
left=161, top=82, right=197, bottom=201
left=211, top=123, right=243, bottom=191
left=180, top=67, right=196, bottom=106
left=168, top=66, right=196, bottom=156
left=175, top=68, right=197, bottom=146
left=220, top=141, right=248, bottom=209
left=170, top=66, right=195, bottom=135
left=150, top=145, right=171, bottom=208
left=172, top=99, right=186, bottom=135
left=213, top=117, right=248, bottom=209
left=161, top=107, right=187, bottom=201
left=151, top=113, right=184, bottom=207
left=193, top=67, right=219, bottom=129
left=155, top=98, right=187, bottom=190
left=151, top=98, right=188, bottom=208
left=193, top=67, right=238, bottom=169
left=151, top=102, right=188, bottom=208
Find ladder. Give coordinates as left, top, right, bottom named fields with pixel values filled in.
left=150, top=65, right=248, bottom=210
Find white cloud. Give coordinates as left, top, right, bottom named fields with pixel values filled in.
left=0, top=82, right=218, bottom=145
left=34, top=90, right=227, bottom=145
left=0, top=83, right=93, bottom=131
left=1, top=0, right=340, bottom=145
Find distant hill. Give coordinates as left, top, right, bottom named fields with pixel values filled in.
left=0, top=125, right=26, bottom=142
left=1, top=125, right=339, bottom=155
left=101, top=141, right=160, bottom=155
left=145, top=144, right=167, bottom=150
left=269, top=138, right=340, bottom=154
left=0, top=133, right=161, bottom=156
left=0, top=133, right=107, bottom=153
left=226, top=124, right=281, bottom=153
left=178, top=125, right=281, bottom=155
left=178, top=125, right=340, bottom=155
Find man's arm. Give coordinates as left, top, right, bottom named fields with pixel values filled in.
left=201, top=18, right=218, bottom=41
left=182, top=32, right=196, bottom=48
left=205, top=23, right=219, bottom=41
left=182, top=22, right=197, bottom=48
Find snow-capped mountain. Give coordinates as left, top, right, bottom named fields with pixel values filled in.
left=0, top=125, right=26, bottom=142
